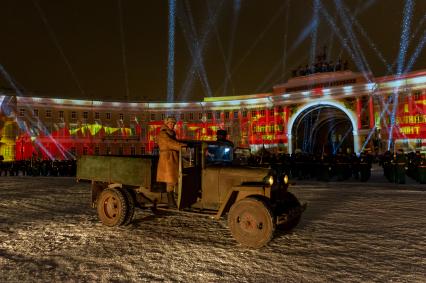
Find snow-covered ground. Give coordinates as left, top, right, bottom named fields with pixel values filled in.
left=0, top=170, right=425, bottom=282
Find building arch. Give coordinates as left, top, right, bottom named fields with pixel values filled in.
left=287, top=100, right=360, bottom=155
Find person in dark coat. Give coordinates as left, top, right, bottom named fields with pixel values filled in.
left=216, top=129, right=234, bottom=147
left=359, top=151, right=372, bottom=182
left=417, top=153, right=426, bottom=184
left=156, top=116, right=186, bottom=208
left=394, top=149, right=407, bottom=184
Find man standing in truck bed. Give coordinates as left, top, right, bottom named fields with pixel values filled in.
left=156, top=116, right=186, bottom=208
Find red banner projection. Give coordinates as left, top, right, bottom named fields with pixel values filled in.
left=393, top=93, right=426, bottom=139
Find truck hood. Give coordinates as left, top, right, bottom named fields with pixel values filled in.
left=216, top=166, right=270, bottom=183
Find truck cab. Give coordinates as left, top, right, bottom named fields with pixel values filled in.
left=178, top=141, right=271, bottom=212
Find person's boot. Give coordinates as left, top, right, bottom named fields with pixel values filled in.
left=167, top=191, right=177, bottom=209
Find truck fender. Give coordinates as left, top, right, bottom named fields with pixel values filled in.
left=214, top=186, right=266, bottom=220
left=91, top=181, right=107, bottom=208
left=214, top=190, right=239, bottom=220
left=91, top=182, right=123, bottom=208
left=108, top=183, right=123, bottom=189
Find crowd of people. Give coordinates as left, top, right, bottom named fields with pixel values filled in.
left=242, top=150, right=374, bottom=182
left=0, top=149, right=424, bottom=185
left=291, top=47, right=349, bottom=78
left=238, top=148, right=426, bottom=184
left=0, top=159, right=77, bottom=177
left=380, top=150, right=426, bottom=184
left=291, top=58, right=349, bottom=77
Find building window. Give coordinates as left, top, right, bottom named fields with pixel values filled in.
left=118, top=147, right=123, bottom=155
left=59, top=111, right=64, bottom=119
left=260, top=110, right=265, bottom=117
left=5, top=124, right=15, bottom=137
left=161, top=113, right=165, bottom=120
left=131, top=147, right=136, bottom=155
left=106, top=147, right=111, bottom=155
left=269, top=109, right=274, bottom=116
left=233, top=111, right=239, bottom=119
left=119, top=113, right=124, bottom=120
left=95, top=112, right=100, bottom=119
left=243, top=110, right=247, bottom=118
left=151, top=113, right=156, bottom=121
left=71, top=111, right=77, bottom=119
left=19, top=109, right=25, bottom=117
left=189, top=113, right=194, bottom=120
left=94, top=146, right=100, bottom=155
left=83, top=112, right=88, bottom=119
left=198, top=113, right=203, bottom=120
left=207, top=112, right=212, bottom=120
left=83, top=147, right=88, bottom=155
left=33, top=109, right=39, bottom=117
left=215, top=111, right=221, bottom=119
left=251, top=110, right=256, bottom=117
left=140, top=147, right=146, bottom=154
left=225, top=111, right=230, bottom=119
left=106, top=113, right=111, bottom=120
left=180, top=113, right=185, bottom=120
left=413, top=91, right=420, bottom=100
left=4, top=145, right=13, bottom=157
left=46, top=110, right=52, bottom=118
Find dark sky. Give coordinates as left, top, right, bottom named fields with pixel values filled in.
left=0, top=0, right=425, bottom=102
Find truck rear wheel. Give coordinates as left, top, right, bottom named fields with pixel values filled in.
left=120, top=188, right=135, bottom=226
left=228, top=197, right=275, bottom=248
left=97, top=188, right=128, bottom=227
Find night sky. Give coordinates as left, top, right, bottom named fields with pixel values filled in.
left=0, top=0, right=425, bottom=102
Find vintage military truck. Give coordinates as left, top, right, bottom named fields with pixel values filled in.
left=77, top=141, right=305, bottom=248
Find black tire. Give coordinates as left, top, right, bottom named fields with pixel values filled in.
left=97, top=188, right=128, bottom=227
left=228, top=197, right=275, bottom=248
left=276, top=192, right=302, bottom=231
left=120, top=188, right=135, bottom=226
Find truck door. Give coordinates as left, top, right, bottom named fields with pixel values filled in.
left=177, top=145, right=201, bottom=209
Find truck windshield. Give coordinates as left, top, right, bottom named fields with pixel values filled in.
left=205, top=144, right=233, bottom=165
left=233, top=148, right=251, bottom=165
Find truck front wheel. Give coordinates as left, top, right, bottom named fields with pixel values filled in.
left=228, top=197, right=275, bottom=248
left=276, top=192, right=302, bottom=231
left=97, top=188, right=128, bottom=227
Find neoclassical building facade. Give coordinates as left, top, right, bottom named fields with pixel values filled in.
left=0, top=69, right=425, bottom=161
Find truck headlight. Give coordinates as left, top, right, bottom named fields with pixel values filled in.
left=283, top=175, right=289, bottom=184
left=264, top=175, right=274, bottom=186
left=268, top=175, right=274, bottom=186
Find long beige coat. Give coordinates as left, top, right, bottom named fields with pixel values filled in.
left=156, top=125, right=185, bottom=184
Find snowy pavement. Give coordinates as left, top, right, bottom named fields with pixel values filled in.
left=0, top=174, right=425, bottom=282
